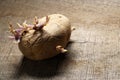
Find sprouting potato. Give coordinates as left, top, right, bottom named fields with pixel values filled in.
left=9, top=14, right=71, bottom=60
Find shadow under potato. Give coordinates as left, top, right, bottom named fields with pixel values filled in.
left=15, top=53, right=70, bottom=78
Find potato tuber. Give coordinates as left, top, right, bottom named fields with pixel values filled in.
left=9, top=14, right=71, bottom=60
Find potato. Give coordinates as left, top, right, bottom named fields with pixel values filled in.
left=9, top=14, right=71, bottom=60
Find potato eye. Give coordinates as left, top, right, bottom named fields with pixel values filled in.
left=22, top=30, right=28, bottom=36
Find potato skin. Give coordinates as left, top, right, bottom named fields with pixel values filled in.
left=18, top=14, right=71, bottom=60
